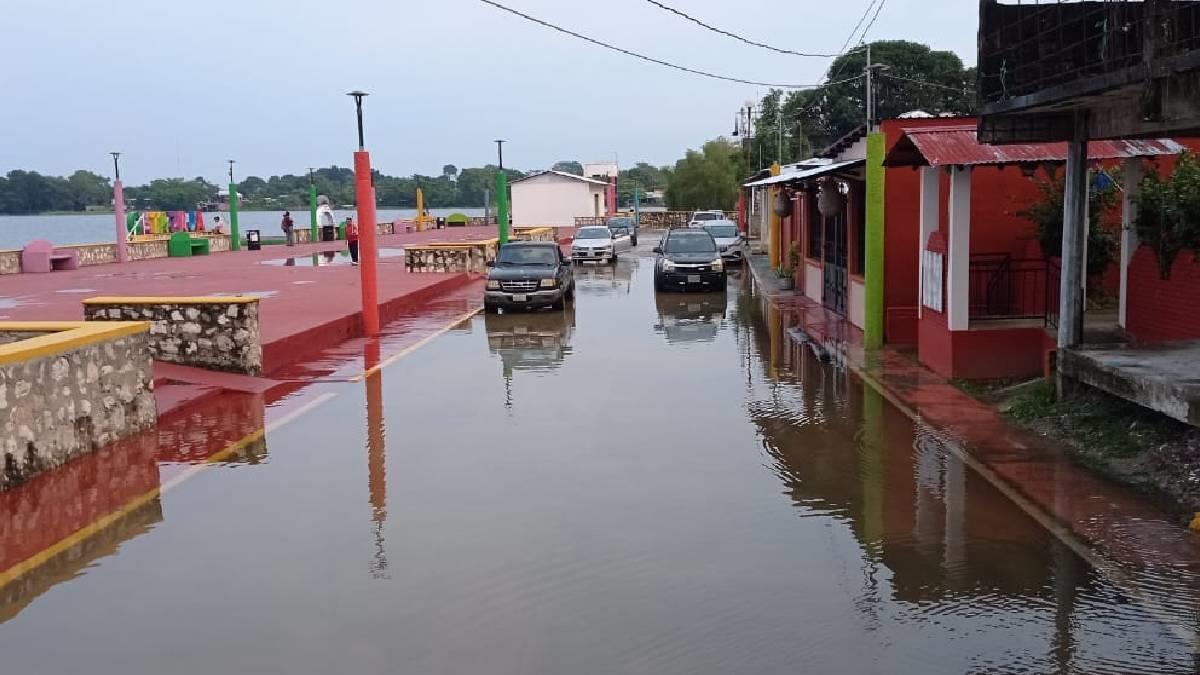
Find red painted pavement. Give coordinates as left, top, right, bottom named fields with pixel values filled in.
left=0, top=227, right=513, bottom=375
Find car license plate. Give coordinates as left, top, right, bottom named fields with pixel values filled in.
left=512, top=294, right=528, bottom=302
left=687, top=275, right=701, bottom=283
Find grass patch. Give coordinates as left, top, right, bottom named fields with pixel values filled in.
left=1006, top=380, right=1056, bottom=422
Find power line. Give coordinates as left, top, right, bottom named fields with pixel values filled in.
left=880, top=72, right=968, bottom=93
left=839, top=0, right=881, bottom=55
left=640, top=0, right=840, bottom=58
left=857, top=0, right=889, bottom=47
left=475, top=0, right=835, bottom=89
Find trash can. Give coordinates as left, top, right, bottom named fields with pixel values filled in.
left=321, top=225, right=336, bottom=242
left=436, top=216, right=446, bottom=229
left=246, top=229, right=262, bottom=251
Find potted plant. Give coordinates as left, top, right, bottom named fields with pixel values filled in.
left=776, top=264, right=794, bottom=290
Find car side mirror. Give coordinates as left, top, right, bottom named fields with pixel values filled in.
left=652, top=246, right=662, bottom=254
left=486, top=260, right=495, bottom=268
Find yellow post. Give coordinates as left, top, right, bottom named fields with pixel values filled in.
left=416, top=187, right=426, bottom=232
left=768, top=162, right=782, bottom=270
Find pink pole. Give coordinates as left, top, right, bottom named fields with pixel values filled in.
left=113, top=180, right=129, bottom=263
left=607, top=177, right=617, bottom=217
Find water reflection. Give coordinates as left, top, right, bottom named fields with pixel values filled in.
left=364, top=340, right=389, bottom=579
left=484, top=305, right=576, bottom=374
left=259, top=248, right=405, bottom=267
left=744, top=285, right=1198, bottom=674
left=654, top=291, right=728, bottom=344
left=0, top=390, right=268, bottom=624
left=573, top=257, right=635, bottom=295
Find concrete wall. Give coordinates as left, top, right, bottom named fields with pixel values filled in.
left=512, top=174, right=605, bottom=226
left=0, top=235, right=231, bottom=275
left=84, top=297, right=263, bottom=375
left=0, top=322, right=156, bottom=491
left=405, top=241, right=498, bottom=274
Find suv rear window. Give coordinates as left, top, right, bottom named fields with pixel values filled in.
left=664, top=233, right=717, bottom=253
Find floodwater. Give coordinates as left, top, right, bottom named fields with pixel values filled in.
left=258, top=248, right=407, bottom=267
left=0, top=248, right=1197, bottom=674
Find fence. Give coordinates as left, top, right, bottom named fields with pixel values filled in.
left=574, top=211, right=738, bottom=228
left=979, top=0, right=1200, bottom=107
left=968, top=253, right=1050, bottom=321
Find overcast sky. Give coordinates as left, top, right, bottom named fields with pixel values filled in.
left=1, top=0, right=978, bottom=184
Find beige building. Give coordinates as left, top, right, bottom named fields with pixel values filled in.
left=510, top=170, right=609, bottom=226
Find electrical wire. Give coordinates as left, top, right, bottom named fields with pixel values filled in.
left=640, top=0, right=840, bottom=58
left=880, top=72, right=968, bottom=93
left=475, top=0, right=835, bottom=89
left=839, top=0, right=882, bottom=55
left=857, top=0, right=888, bottom=48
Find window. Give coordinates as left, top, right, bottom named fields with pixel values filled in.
left=853, top=211, right=866, bottom=276
left=807, top=196, right=822, bottom=260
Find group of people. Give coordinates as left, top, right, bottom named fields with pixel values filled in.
left=280, top=211, right=359, bottom=264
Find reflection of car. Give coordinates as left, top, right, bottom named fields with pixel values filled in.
left=653, top=229, right=726, bottom=292
left=605, top=216, right=638, bottom=246
left=574, top=256, right=635, bottom=294
left=702, top=221, right=744, bottom=264
left=485, top=242, right=574, bottom=312
left=572, top=226, right=621, bottom=263
left=485, top=305, right=575, bottom=372
left=688, top=210, right=724, bottom=228
left=654, top=291, right=728, bottom=343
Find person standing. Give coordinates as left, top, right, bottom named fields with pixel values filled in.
left=346, top=216, right=360, bottom=265
left=212, top=215, right=226, bottom=234
left=281, top=211, right=295, bottom=246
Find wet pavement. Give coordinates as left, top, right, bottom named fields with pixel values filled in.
left=1, top=245, right=1198, bottom=674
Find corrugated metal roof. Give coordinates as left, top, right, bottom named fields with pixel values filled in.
left=884, top=127, right=1185, bottom=167
left=743, top=158, right=865, bottom=188
left=510, top=170, right=609, bottom=186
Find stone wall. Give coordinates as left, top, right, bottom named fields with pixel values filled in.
left=84, top=297, right=262, bottom=375
left=0, top=234, right=233, bottom=275
left=0, top=322, right=157, bottom=491
left=406, top=241, right=498, bottom=273
left=0, top=251, right=21, bottom=275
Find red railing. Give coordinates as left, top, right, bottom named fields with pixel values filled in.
left=968, top=253, right=1050, bottom=321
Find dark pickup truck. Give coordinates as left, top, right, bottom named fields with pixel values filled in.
left=484, top=241, right=575, bottom=312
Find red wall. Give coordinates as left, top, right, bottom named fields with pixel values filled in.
left=1126, top=246, right=1200, bottom=344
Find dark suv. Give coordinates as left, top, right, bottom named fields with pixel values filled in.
left=653, top=229, right=726, bottom=292
left=485, top=242, right=575, bottom=312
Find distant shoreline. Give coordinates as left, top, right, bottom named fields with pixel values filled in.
left=11, top=206, right=484, bottom=217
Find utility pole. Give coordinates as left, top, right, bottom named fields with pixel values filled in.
left=307, top=168, right=318, bottom=243
left=777, top=102, right=783, bottom=165
left=865, top=43, right=873, bottom=129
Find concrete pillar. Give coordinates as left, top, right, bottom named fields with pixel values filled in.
left=1058, top=132, right=1088, bottom=349
left=1119, top=158, right=1142, bottom=329
left=946, top=166, right=972, bottom=331
left=917, top=166, right=940, bottom=319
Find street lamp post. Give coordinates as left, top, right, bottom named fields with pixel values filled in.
left=349, top=90, right=381, bottom=337
left=308, top=168, right=318, bottom=243
left=228, top=159, right=241, bottom=250
left=495, top=139, right=509, bottom=245
left=110, top=152, right=129, bottom=263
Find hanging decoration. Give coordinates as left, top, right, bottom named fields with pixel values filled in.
left=817, top=178, right=843, bottom=218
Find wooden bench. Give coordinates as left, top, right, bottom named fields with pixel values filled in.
left=21, top=239, right=79, bottom=273
left=167, top=232, right=211, bottom=257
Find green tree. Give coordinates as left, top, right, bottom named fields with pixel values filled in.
left=750, top=40, right=975, bottom=168
left=66, top=170, right=112, bottom=209
left=551, top=160, right=584, bottom=176
left=666, top=139, right=744, bottom=211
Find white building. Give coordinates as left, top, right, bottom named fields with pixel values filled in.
left=582, top=161, right=618, bottom=180
left=510, top=170, right=609, bottom=226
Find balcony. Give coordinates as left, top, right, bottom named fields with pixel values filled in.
left=977, top=0, right=1200, bottom=143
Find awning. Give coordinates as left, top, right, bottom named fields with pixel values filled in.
left=884, top=126, right=1184, bottom=168
left=743, top=158, right=865, bottom=188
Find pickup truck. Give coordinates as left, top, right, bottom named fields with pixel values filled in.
left=485, top=241, right=575, bottom=312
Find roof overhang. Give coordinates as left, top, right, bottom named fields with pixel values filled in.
left=884, top=126, right=1184, bottom=168
left=743, top=159, right=865, bottom=188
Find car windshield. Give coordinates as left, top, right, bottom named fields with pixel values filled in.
left=704, top=224, right=739, bottom=239
left=606, top=218, right=633, bottom=228
left=691, top=212, right=721, bottom=222
left=496, top=246, right=558, bottom=266
left=576, top=227, right=611, bottom=239
left=609, top=226, right=630, bottom=236
left=664, top=233, right=717, bottom=253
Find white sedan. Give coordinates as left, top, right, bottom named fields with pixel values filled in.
left=571, top=226, right=624, bottom=263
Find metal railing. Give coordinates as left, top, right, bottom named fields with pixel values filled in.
left=978, top=0, right=1200, bottom=106
left=968, top=253, right=1050, bottom=321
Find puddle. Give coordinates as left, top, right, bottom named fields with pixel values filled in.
left=259, top=248, right=406, bottom=267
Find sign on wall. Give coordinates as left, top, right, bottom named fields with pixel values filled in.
left=922, top=250, right=944, bottom=312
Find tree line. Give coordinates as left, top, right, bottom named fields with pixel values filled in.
left=664, top=40, right=976, bottom=211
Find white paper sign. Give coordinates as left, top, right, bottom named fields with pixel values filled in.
left=922, top=250, right=944, bottom=312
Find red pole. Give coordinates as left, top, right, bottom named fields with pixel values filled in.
left=354, top=150, right=380, bottom=337
left=607, top=177, right=617, bottom=216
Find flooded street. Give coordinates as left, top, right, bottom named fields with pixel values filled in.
left=1, top=246, right=1196, bottom=674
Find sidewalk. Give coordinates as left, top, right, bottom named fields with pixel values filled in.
left=745, top=253, right=1200, bottom=640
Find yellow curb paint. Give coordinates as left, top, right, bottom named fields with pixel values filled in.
left=83, top=295, right=258, bottom=305
left=0, top=321, right=149, bottom=367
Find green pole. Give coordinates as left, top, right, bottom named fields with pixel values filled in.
left=634, top=185, right=640, bottom=226
left=309, top=184, right=318, bottom=242
left=864, top=132, right=886, bottom=349
left=228, top=183, right=241, bottom=251
left=496, top=171, right=509, bottom=245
